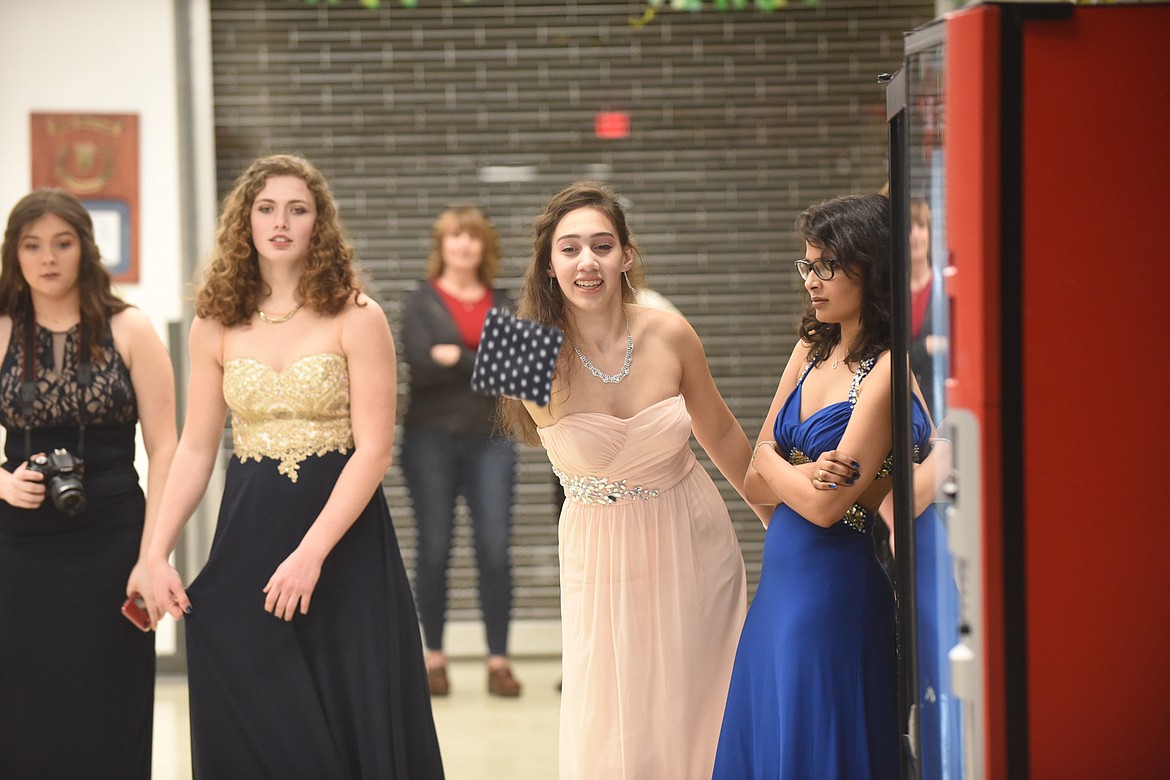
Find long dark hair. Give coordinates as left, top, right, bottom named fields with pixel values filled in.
left=499, top=180, right=645, bottom=445
left=796, top=193, right=891, bottom=366
left=0, top=188, right=129, bottom=359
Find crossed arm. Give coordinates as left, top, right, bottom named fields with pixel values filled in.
left=746, top=345, right=895, bottom=528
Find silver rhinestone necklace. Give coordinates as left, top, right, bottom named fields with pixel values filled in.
left=570, top=316, right=633, bottom=384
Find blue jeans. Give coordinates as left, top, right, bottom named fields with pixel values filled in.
left=401, top=427, right=517, bottom=656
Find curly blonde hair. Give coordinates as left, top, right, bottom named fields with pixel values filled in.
left=195, top=154, right=363, bottom=325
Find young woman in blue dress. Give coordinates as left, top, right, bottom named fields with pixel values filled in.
left=713, top=193, right=931, bottom=779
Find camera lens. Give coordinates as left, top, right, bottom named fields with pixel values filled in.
left=52, top=478, right=87, bottom=516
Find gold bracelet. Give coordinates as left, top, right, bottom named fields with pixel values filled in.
left=751, top=440, right=778, bottom=470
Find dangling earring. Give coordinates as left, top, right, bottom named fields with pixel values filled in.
left=622, top=271, right=634, bottom=292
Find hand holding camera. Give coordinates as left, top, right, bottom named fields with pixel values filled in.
left=0, top=460, right=45, bottom=509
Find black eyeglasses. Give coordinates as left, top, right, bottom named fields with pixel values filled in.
left=794, top=257, right=840, bottom=281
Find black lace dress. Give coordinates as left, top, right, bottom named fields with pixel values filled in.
left=0, top=322, right=153, bottom=778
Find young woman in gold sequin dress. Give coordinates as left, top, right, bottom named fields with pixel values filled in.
left=146, top=155, right=444, bottom=778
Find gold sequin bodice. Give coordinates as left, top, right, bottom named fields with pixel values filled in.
left=223, top=353, right=353, bottom=482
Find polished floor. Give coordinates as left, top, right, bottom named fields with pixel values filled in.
left=152, top=657, right=561, bottom=780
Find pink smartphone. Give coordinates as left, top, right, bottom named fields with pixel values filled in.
left=121, top=596, right=152, bottom=632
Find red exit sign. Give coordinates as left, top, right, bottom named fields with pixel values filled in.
left=594, top=111, right=630, bottom=140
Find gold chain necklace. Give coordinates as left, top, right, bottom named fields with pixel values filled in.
left=256, top=303, right=303, bottom=325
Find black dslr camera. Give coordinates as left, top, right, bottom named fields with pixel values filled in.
left=27, top=448, right=87, bottom=516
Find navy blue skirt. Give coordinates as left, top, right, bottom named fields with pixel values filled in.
left=186, top=450, right=444, bottom=779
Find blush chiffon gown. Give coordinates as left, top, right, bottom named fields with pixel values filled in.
left=538, top=394, right=746, bottom=780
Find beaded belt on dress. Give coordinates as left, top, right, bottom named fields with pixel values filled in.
left=552, top=466, right=660, bottom=506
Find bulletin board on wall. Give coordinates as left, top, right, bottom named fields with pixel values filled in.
left=29, top=113, right=139, bottom=283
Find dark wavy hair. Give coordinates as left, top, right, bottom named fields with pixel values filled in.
left=796, top=193, right=891, bottom=366
left=498, top=180, right=645, bottom=445
left=427, top=206, right=502, bottom=284
left=0, top=188, right=129, bottom=360
left=195, top=154, right=363, bottom=325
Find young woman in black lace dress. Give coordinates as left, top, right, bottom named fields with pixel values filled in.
left=0, top=189, right=177, bottom=777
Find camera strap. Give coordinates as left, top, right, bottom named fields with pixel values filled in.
left=19, top=311, right=91, bottom=463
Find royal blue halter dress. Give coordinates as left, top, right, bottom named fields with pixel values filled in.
left=712, top=356, right=926, bottom=780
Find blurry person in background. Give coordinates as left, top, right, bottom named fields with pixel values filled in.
left=884, top=195, right=963, bottom=780
left=872, top=195, right=945, bottom=572
left=908, top=197, right=943, bottom=422
left=400, top=205, right=521, bottom=698
left=0, top=188, right=177, bottom=778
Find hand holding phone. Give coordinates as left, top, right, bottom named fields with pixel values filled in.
left=121, top=595, right=152, bottom=632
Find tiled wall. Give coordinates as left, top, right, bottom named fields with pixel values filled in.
left=208, top=0, right=933, bottom=621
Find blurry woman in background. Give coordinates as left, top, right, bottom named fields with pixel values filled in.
left=400, top=205, right=521, bottom=697
left=909, top=197, right=941, bottom=421
left=0, top=189, right=176, bottom=777
left=868, top=198, right=937, bottom=572
left=885, top=194, right=964, bottom=779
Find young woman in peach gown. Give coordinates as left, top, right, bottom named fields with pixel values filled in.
left=500, top=181, right=764, bottom=779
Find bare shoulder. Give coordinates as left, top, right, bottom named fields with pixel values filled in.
left=633, top=304, right=696, bottom=349
left=189, top=312, right=224, bottom=338
left=788, top=339, right=812, bottom=363
left=0, top=314, right=12, bottom=357
left=187, top=314, right=226, bottom=362
left=339, top=294, right=392, bottom=353
left=855, top=350, right=894, bottom=399
left=109, top=308, right=149, bottom=367
left=866, top=349, right=893, bottom=375
left=782, top=338, right=814, bottom=372
left=341, top=293, right=389, bottom=329
left=634, top=303, right=687, bottom=332
left=769, top=340, right=815, bottom=403
left=110, top=306, right=155, bottom=339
